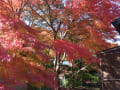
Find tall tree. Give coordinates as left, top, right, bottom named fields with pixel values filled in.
left=0, top=0, right=119, bottom=89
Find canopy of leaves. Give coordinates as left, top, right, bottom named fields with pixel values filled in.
left=0, top=0, right=120, bottom=89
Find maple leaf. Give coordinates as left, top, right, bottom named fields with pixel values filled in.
left=52, top=39, right=99, bottom=64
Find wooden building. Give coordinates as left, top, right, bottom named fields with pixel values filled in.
left=97, top=46, right=120, bottom=90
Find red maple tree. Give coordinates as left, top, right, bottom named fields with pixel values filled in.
left=0, top=0, right=119, bottom=89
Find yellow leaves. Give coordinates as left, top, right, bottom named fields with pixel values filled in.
left=29, top=81, right=44, bottom=88
left=49, top=50, right=55, bottom=57
left=19, top=49, right=50, bottom=64
left=38, top=29, right=53, bottom=42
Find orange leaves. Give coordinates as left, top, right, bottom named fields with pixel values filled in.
left=30, top=0, right=44, bottom=5
left=93, top=20, right=106, bottom=29
left=66, top=0, right=119, bottom=36
left=0, top=1, right=57, bottom=87
left=73, top=0, right=87, bottom=8
left=0, top=0, right=26, bottom=18
left=0, top=0, right=120, bottom=89
left=52, top=39, right=99, bottom=64
left=38, top=29, right=53, bottom=42
left=78, top=26, right=112, bottom=53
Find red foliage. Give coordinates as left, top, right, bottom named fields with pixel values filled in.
left=0, top=0, right=120, bottom=89
left=0, top=1, right=57, bottom=89
left=52, top=39, right=99, bottom=64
